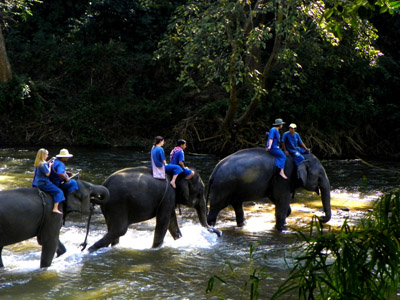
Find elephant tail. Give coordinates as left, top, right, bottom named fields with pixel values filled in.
left=205, top=176, right=214, bottom=213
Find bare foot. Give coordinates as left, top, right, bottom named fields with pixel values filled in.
left=280, top=171, right=288, bottom=179
left=170, top=181, right=176, bottom=188
left=52, top=209, right=63, bottom=215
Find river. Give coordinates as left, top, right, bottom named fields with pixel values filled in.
left=0, top=147, right=399, bottom=299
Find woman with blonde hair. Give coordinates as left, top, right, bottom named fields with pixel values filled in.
left=32, top=148, right=65, bottom=214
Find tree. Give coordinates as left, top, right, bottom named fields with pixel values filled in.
left=157, top=0, right=399, bottom=153
left=0, top=0, right=41, bottom=82
left=0, top=25, right=12, bottom=82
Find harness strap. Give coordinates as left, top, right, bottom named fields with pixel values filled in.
left=36, top=188, right=47, bottom=240
left=158, top=179, right=170, bottom=209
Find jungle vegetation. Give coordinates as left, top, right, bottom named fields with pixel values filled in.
left=206, top=189, right=400, bottom=299
left=0, top=0, right=399, bottom=158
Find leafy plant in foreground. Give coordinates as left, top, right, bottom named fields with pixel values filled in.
left=272, top=189, right=400, bottom=300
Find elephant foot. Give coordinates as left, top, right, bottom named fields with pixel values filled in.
left=87, top=245, right=97, bottom=253
left=56, top=246, right=67, bottom=257
left=236, top=221, right=245, bottom=227
left=152, top=241, right=163, bottom=248
left=275, top=222, right=287, bottom=232
left=172, top=232, right=182, bottom=240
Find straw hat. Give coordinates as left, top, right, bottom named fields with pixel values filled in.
left=56, top=148, right=73, bottom=158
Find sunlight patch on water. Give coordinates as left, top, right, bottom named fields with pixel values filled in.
left=1, top=244, right=41, bottom=272
left=240, top=212, right=276, bottom=233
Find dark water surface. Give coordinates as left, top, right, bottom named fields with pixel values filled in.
left=0, top=147, right=399, bottom=299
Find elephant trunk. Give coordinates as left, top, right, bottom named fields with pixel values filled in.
left=319, top=176, right=331, bottom=223
left=196, top=196, right=222, bottom=237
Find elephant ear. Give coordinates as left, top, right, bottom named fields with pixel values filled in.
left=297, top=162, right=308, bottom=187
left=66, top=189, right=85, bottom=213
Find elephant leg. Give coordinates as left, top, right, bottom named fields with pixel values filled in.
left=207, top=202, right=228, bottom=227
left=40, top=238, right=59, bottom=268
left=56, top=239, right=67, bottom=257
left=232, top=202, right=245, bottom=227
left=88, top=226, right=128, bottom=253
left=274, top=195, right=291, bottom=232
left=111, top=237, right=120, bottom=246
left=152, top=196, right=175, bottom=248
left=168, top=210, right=182, bottom=240
left=207, top=209, right=219, bottom=227
left=88, top=215, right=129, bottom=252
left=0, top=246, right=3, bottom=268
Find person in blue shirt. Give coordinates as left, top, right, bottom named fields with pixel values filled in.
left=49, top=149, right=79, bottom=196
left=169, top=139, right=195, bottom=179
left=281, top=123, right=310, bottom=166
left=151, top=136, right=183, bottom=188
left=32, top=148, right=65, bottom=214
left=266, top=118, right=287, bottom=179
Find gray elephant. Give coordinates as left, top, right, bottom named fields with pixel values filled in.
left=88, top=166, right=220, bottom=252
left=206, top=148, right=331, bottom=231
left=0, top=180, right=109, bottom=268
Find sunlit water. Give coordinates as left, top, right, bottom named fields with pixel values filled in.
left=0, top=147, right=399, bottom=299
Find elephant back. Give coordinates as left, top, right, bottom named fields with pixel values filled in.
left=102, top=166, right=172, bottom=204
left=208, top=148, right=276, bottom=203
left=0, top=187, right=54, bottom=246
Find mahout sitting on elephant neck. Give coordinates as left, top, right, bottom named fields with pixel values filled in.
left=206, top=148, right=331, bottom=232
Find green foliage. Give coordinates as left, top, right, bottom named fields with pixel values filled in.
left=272, top=190, right=400, bottom=299
left=1, top=0, right=399, bottom=157
left=0, top=75, right=41, bottom=117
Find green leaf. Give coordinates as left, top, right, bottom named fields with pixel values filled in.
left=390, top=1, right=400, bottom=8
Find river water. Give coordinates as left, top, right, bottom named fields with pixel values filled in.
left=0, top=147, right=399, bottom=300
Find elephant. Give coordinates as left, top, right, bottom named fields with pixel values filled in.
left=0, top=180, right=109, bottom=268
left=88, top=166, right=221, bottom=252
left=206, top=148, right=331, bottom=231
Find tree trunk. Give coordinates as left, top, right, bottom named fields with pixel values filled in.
left=235, top=4, right=283, bottom=127
left=0, top=25, right=12, bottom=83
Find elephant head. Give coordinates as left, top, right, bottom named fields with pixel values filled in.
left=176, top=172, right=221, bottom=236
left=297, top=154, right=331, bottom=223
left=66, top=180, right=110, bottom=214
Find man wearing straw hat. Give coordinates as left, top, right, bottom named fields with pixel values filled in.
left=49, top=148, right=79, bottom=196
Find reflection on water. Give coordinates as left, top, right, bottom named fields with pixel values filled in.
left=0, top=147, right=399, bottom=299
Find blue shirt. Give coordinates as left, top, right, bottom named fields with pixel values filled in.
left=49, top=158, right=66, bottom=186
left=281, top=131, right=303, bottom=153
left=32, top=163, right=51, bottom=186
left=266, top=127, right=281, bottom=148
left=170, top=149, right=184, bottom=165
left=151, top=146, right=165, bottom=168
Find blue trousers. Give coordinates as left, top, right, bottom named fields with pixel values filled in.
left=165, top=164, right=183, bottom=176
left=269, top=147, right=287, bottom=169
left=36, top=182, right=65, bottom=203
left=59, top=179, right=79, bottom=194
left=289, top=148, right=308, bottom=166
